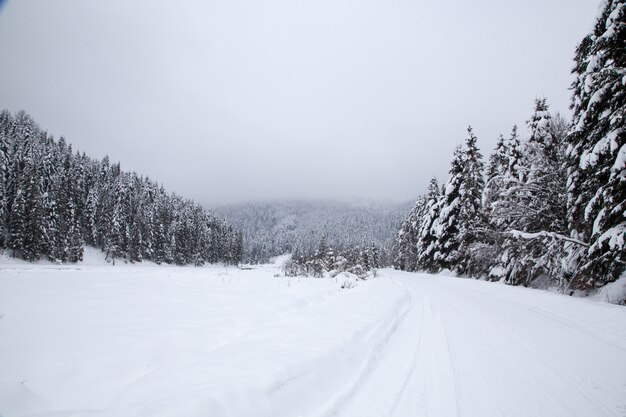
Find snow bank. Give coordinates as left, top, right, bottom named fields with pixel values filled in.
left=0, top=246, right=165, bottom=268
left=269, top=253, right=292, bottom=269
left=592, top=273, right=626, bottom=305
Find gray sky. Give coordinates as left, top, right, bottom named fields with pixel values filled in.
left=0, top=0, right=600, bottom=206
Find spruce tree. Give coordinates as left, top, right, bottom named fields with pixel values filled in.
left=368, top=241, right=379, bottom=269
left=483, top=126, right=524, bottom=280
left=8, top=159, right=46, bottom=260
left=430, top=127, right=484, bottom=274
left=494, top=101, right=567, bottom=287
left=0, top=130, right=9, bottom=247
left=415, top=177, right=441, bottom=272
left=483, top=133, right=508, bottom=228
left=394, top=196, right=424, bottom=271
left=566, top=0, right=626, bottom=289
left=0, top=110, right=240, bottom=266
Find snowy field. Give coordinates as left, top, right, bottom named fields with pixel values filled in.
left=1, top=256, right=626, bottom=417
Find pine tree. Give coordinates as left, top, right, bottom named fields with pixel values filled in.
left=368, top=241, right=379, bottom=269
left=486, top=126, right=524, bottom=232
left=482, top=126, right=523, bottom=280
left=0, top=129, right=9, bottom=247
left=0, top=109, right=241, bottom=266
left=566, top=0, right=626, bottom=289
left=62, top=152, right=84, bottom=262
left=491, top=101, right=568, bottom=287
left=312, top=235, right=328, bottom=277
left=487, top=135, right=508, bottom=182
left=105, top=174, right=130, bottom=264
left=415, top=177, right=441, bottom=272
left=234, top=231, right=244, bottom=265
left=393, top=196, right=424, bottom=271
left=430, top=127, right=485, bottom=273
left=8, top=158, right=46, bottom=261
left=457, top=128, right=487, bottom=276
left=523, top=99, right=566, bottom=234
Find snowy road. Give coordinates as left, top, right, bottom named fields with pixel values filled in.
left=1, top=265, right=625, bottom=417
left=340, top=272, right=626, bottom=417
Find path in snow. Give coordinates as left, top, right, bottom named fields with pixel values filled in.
left=338, top=272, right=626, bottom=417
left=0, top=265, right=625, bottom=417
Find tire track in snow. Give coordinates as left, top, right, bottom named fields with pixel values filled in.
left=336, top=271, right=626, bottom=417
left=386, top=291, right=428, bottom=417
left=116, top=277, right=413, bottom=417
left=424, top=275, right=625, bottom=417
left=453, top=283, right=623, bottom=416
left=296, top=277, right=414, bottom=417
left=331, top=274, right=434, bottom=417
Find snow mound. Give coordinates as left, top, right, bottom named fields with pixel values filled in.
left=269, top=253, right=292, bottom=268
left=335, top=272, right=360, bottom=289
left=592, top=273, right=626, bottom=305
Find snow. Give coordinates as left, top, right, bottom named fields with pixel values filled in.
left=602, top=3, right=624, bottom=39
left=592, top=222, right=626, bottom=250
left=488, top=265, right=505, bottom=278
left=269, top=253, right=292, bottom=268
left=1, top=262, right=625, bottom=417
left=506, top=229, right=589, bottom=247
left=612, top=143, right=626, bottom=178
left=445, top=181, right=455, bottom=196
left=593, top=272, right=626, bottom=305
left=579, top=127, right=621, bottom=169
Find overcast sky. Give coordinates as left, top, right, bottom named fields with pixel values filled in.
left=0, top=0, right=600, bottom=206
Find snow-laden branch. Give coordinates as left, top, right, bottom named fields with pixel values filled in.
left=504, top=230, right=589, bottom=247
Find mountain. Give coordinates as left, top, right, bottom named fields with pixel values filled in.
left=212, top=199, right=413, bottom=265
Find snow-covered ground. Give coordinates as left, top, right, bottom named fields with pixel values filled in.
left=1, top=258, right=625, bottom=417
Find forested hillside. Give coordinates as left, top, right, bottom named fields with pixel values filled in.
left=0, top=110, right=242, bottom=265
left=213, top=199, right=411, bottom=265
left=395, top=0, right=625, bottom=296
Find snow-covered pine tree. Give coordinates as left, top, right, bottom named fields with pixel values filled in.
left=5, top=112, right=35, bottom=243
left=415, top=177, right=441, bottom=272
left=428, top=144, right=464, bottom=272
left=38, top=135, right=59, bottom=261
left=456, top=128, right=487, bottom=276
left=94, top=157, right=115, bottom=251
left=430, top=127, right=485, bottom=274
left=0, top=127, right=10, bottom=247
left=0, top=109, right=240, bottom=266
left=129, top=221, right=143, bottom=263
left=393, top=196, right=424, bottom=271
left=312, top=235, right=328, bottom=277
left=8, top=157, right=46, bottom=261
left=523, top=99, right=567, bottom=232
left=50, top=150, right=72, bottom=262
left=138, top=178, right=157, bottom=261
left=492, top=100, right=567, bottom=287
left=566, top=0, right=626, bottom=289
left=482, top=126, right=522, bottom=280
left=484, top=134, right=508, bottom=210
left=62, top=150, right=84, bottom=262
left=233, top=231, right=244, bottom=266
left=368, top=241, right=379, bottom=269
left=486, top=126, right=524, bottom=231
left=105, top=174, right=130, bottom=264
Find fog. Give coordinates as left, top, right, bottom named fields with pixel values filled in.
left=0, top=0, right=599, bottom=205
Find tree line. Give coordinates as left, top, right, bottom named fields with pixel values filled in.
left=213, top=199, right=406, bottom=266
left=283, top=235, right=380, bottom=278
left=394, top=0, right=625, bottom=294
left=0, top=110, right=243, bottom=265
